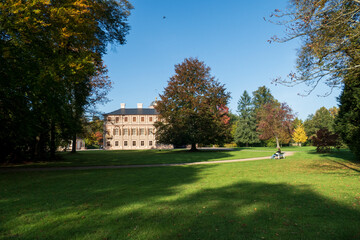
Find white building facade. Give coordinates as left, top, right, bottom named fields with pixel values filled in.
left=103, top=103, right=165, bottom=150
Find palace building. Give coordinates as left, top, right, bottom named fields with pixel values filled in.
left=103, top=102, right=167, bottom=150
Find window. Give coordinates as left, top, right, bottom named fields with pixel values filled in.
left=133, top=117, right=136, bottom=122
left=140, top=128, right=145, bottom=135
left=107, top=141, right=111, bottom=147
left=141, top=141, right=144, bottom=146
left=115, top=117, right=119, bottom=123
left=149, top=117, right=153, bottom=122
left=115, top=141, right=119, bottom=146
left=113, top=128, right=119, bottom=135
left=133, top=141, right=136, bottom=146
left=149, top=141, right=152, bottom=146
left=148, top=128, right=153, bottom=135
left=141, top=117, right=145, bottom=122
left=107, top=117, right=112, bottom=121
left=131, top=128, right=136, bottom=136
left=124, top=141, right=128, bottom=146
left=123, top=129, right=128, bottom=135
left=124, top=117, right=128, bottom=122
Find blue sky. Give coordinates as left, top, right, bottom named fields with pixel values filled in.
left=100, top=0, right=341, bottom=120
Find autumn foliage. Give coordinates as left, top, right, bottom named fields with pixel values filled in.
left=292, top=123, right=308, bottom=146
left=154, top=58, right=231, bottom=151
left=257, top=102, right=294, bottom=150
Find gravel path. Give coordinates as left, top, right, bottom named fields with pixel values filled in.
left=0, top=152, right=295, bottom=172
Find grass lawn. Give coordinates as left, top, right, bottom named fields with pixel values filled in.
left=1, top=147, right=288, bottom=168
left=1, top=148, right=359, bottom=239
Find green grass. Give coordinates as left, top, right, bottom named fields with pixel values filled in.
left=1, top=148, right=359, bottom=239
left=1, top=148, right=287, bottom=168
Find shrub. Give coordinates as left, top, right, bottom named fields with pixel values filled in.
left=312, top=128, right=340, bottom=153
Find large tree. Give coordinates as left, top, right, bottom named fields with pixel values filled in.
left=270, top=0, right=360, bottom=158
left=336, top=73, right=360, bottom=158
left=252, top=86, right=275, bottom=110
left=0, top=0, right=132, bottom=162
left=257, top=102, right=295, bottom=150
left=270, top=0, right=360, bottom=93
left=154, top=58, right=231, bottom=151
left=234, top=91, right=259, bottom=147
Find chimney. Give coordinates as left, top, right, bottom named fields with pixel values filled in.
left=137, top=103, right=143, bottom=109
left=121, top=103, right=126, bottom=109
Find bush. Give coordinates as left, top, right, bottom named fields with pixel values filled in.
left=312, top=128, right=340, bottom=153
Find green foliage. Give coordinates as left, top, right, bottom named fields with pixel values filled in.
left=336, top=74, right=360, bottom=160
left=154, top=58, right=232, bottom=150
left=234, top=91, right=259, bottom=147
left=82, top=116, right=104, bottom=148
left=304, top=107, right=336, bottom=139
left=252, top=86, right=275, bottom=110
left=0, top=0, right=132, bottom=162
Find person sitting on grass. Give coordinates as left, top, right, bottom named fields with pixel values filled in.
left=271, top=148, right=282, bottom=159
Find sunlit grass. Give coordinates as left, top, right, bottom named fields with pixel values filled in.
left=1, top=148, right=359, bottom=239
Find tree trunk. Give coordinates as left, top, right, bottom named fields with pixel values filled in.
left=71, top=134, right=77, bottom=153
left=275, top=136, right=281, bottom=151
left=50, top=120, right=56, bottom=159
left=190, top=143, right=197, bottom=151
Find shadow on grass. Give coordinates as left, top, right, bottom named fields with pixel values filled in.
left=1, top=166, right=360, bottom=239
left=3, top=149, right=268, bottom=168
left=306, top=149, right=360, bottom=174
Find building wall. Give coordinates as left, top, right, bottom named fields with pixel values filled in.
left=104, top=114, right=159, bottom=150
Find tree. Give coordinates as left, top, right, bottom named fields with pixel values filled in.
left=292, top=123, right=308, bottom=146
left=252, top=86, right=275, bottom=110
left=154, top=58, right=231, bottom=151
left=82, top=116, right=104, bottom=148
left=270, top=0, right=360, bottom=95
left=234, top=91, right=260, bottom=147
left=293, top=117, right=303, bottom=129
left=304, top=107, right=336, bottom=139
left=336, top=73, right=360, bottom=159
left=312, top=128, right=340, bottom=153
left=257, top=102, right=295, bottom=150
left=0, top=0, right=132, bottom=162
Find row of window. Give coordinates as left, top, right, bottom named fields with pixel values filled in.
left=111, top=128, right=154, bottom=136
left=107, top=116, right=155, bottom=123
left=107, top=140, right=153, bottom=147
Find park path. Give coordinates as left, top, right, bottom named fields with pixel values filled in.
left=0, top=151, right=295, bottom=172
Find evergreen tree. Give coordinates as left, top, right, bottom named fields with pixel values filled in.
left=252, top=86, right=275, bottom=110
left=234, top=91, right=259, bottom=147
left=336, top=74, right=360, bottom=160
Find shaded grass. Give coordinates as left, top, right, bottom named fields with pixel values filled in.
left=1, top=149, right=360, bottom=239
left=1, top=148, right=279, bottom=168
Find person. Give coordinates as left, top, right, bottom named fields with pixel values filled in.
left=271, top=148, right=282, bottom=159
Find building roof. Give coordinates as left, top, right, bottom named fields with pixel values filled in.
left=104, top=108, right=158, bottom=116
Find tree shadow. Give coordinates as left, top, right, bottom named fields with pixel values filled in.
left=1, top=165, right=360, bottom=239
left=306, top=150, right=360, bottom=174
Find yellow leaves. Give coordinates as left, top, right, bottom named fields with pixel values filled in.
left=292, top=123, right=308, bottom=144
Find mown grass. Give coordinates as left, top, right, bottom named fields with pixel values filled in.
left=1, top=148, right=359, bottom=240
left=1, top=148, right=286, bottom=168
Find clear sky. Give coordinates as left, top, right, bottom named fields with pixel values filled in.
left=99, top=0, right=341, bottom=120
